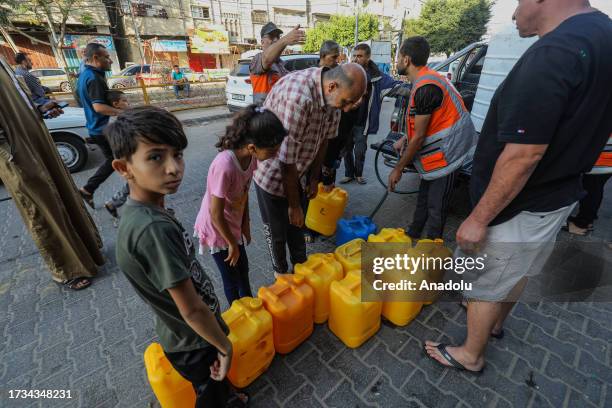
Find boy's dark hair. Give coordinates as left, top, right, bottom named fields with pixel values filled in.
left=217, top=104, right=286, bottom=150
left=105, top=106, right=188, bottom=160
left=84, top=43, right=106, bottom=61
left=400, top=36, right=430, bottom=67
left=15, top=52, right=28, bottom=64
left=106, top=90, right=125, bottom=105
left=320, top=40, right=340, bottom=58
left=353, top=43, right=371, bottom=56
left=173, top=64, right=179, bottom=68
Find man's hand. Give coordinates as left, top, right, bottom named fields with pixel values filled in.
left=456, top=216, right=488, bottom=253
left=288, top=206, right=304, bottom=227
left=282, top=25, right=306, bottom=45
left=388, top=167, right=403, bottom=192
left=393, top=138, right=406, bottom=154
left=225, top=243, right=240, bottom=266
left=39, top=101, right=64, bottom=119
left=210, top=346, right=233, bottom=381
left=306, top=178, right=319, bottom=200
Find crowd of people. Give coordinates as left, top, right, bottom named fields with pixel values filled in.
left=0, top=0, right=610, bottom=406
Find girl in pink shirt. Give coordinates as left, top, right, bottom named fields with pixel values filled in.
left=194, top=105, right=286, bottom=305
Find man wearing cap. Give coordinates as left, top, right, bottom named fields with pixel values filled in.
left=249, top=22, right=305, bottom=104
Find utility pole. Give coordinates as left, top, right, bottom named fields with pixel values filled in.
left=127, top=0, right=146, bottom=65
left=354, top=0, right=359, bottom=47
left=395, top=8, right=408, bottom=66
left=0, top=26, right=18, bottom=53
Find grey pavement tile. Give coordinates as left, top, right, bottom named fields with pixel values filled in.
left=284, top=383, right=326, bottom=408
left=364, top=343, right=417, bottom=389
left=35, top=340, right=72, bottom=381
left=263, top=355, right=308, bottom=404
left=38, top=297, right=67, bottom=326
left=436, top=370, right=497, bottom=408
left=501, top=314, right=530, bottom=339
left=92, top=292, right=124, bottom=322
left=396, top=337, right=447, bottom=384
left=291, top=349, right=343, bottom=399
left=66, top=316, right=99, bottom=349
left=33, top=367, right=72, bottom=396
left=249, top=386, right=282, bottom=408
left=328, top=349, right=381, bottom=395
left=285, top=341, right=315, bottom=367
left=567, top=388, right=598, bottom=408
left=68, top=338, right=108, bottom=381
left=353, top=336, right=381, bottom=360
left=8, top=298, right=39, bottom=327
left=401, top=369, right=460, bottom=408
left=423, top=311, right=466, bottom=345
left=526, top=325, right=578, bottom=364
left=403, top=320, right=443, bottom=344
left=556, top=322, right=608, bottom=362
left=565, top=302, right=612, bottom=327
left=474, top=364, right=532, bottom=408
left=98, top=314, right=130, bottom=346
left=323, top=379, right=376, bottom=408
left=510, top=358, right=566, bottom=408
left=363, top=374, right=420, bottom=407
left=0, top=342, right=38, bottom=383
left=483, top=342, right=516, bottom=376
left=307, top=325, right=345, bottom=362
left=102, top=335, right=141, bottom=375
left=584, top=318, right=612, bottom=343
left=6, top=318, right=38, bottom=351
left=72, top=366, right=116, bottom=408
left=376, top=321, right=412, bottom=354
left=511, top=303, right=558, bottom=336
left=66, top=297, right=96, bottom=324
left=492, top=330, right=545, bottom=370
left=537, top=303, right=586, bottom=332
left=107, top=363, right=151, bottom=406
left=577, top=350, right=612, bottom=386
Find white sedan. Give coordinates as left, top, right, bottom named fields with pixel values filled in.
left=43, top=107, right=90, bottom=173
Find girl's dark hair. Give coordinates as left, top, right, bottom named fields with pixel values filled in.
left=105, top=106, right=187, bottom=160
left=216, top=104, right=287, bottom=151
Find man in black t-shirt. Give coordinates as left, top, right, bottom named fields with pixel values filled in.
left=425, top=1, right=612, bottom=373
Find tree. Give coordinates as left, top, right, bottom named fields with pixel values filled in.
left=304, top=14, right=380, bottom=53
left=0, top=0, right=94, bottom=69
left=404, top=0, right=493, bottom=57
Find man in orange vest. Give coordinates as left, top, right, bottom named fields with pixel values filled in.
left=388, top=36, right=477, bottom=239
left=249, top=22, right=305, bottom=104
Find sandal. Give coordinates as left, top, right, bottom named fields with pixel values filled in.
left=79, top=188, right=95, bottom=209
left=425, top=343, right=484, bottom=374
left=356, top=177, right=367, bottom=185
left=54, top=277, right=92, bottom=291
left=105, top=202, right=119, bottom=219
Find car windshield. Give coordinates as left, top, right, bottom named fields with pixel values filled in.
left=230, top=62, right=251, bottom=77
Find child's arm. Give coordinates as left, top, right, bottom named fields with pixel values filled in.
left=168, top=279, right=233, bottom=378
left=210, top=196, right=240, bottom=266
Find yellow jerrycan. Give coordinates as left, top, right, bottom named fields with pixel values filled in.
left=379, top=254, right=423, bottom=327
left=295, top=253, right=344, bottom=324
left=305, top=183, right=348, bottom=236
left=367, top=228, right=412, bottom=244
left=334, top=238, right=364, bottom=274
left=144, top=343, right=195, bottom=408
left=328, top=270, right=382, bottom=348
left=258, top=274, right=314, bottom=354
left=415, top=239, right=452, bottom=305
left=222, top=297, right=275, bottom=388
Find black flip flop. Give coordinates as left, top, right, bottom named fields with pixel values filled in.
left=54, top=277, right=92, bottom=291
left=425, top=343, right=484, bottom=374
left=229, top=390, right=250, bottom=407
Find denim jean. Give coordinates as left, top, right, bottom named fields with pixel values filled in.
left=173, top=83, right=190, bottom=98
left=343, top=125, right=367, bottom=178
left=211, top=244, right=252, bottom=305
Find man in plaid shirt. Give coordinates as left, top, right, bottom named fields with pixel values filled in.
left=254, top=63, right=367, bottom=276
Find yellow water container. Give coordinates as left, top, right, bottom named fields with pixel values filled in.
left=294, top=253, right=344, bottom=324
left=144, top=343, right=195, bottom=408
left=367, top=228, right=412, bottom=244
left=415, top=239, right=452, bottom=305
left=382, top=298, right=423, bottom=327
left=305, top=184, right=348, bottom=236
left=334, top=238, right=364, bottom=274
left=222, top=297, right=275, bottom=388
left=328, top=270, right=382, bottom=348
left=258, top=274, right=314, bottom=354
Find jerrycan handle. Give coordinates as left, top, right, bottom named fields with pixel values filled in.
left=346, top=244, right=361, bottom=257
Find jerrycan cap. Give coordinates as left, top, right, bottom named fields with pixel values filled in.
left=248, top=298, right=263, bottom=310
left=293, top=274, right=305, bottom=284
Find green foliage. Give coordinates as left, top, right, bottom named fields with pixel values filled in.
left=304, top=14, right=379, bottom=53
left=404, top=0, right=493, bottom=56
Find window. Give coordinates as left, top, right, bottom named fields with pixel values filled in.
left=43, top=69, right=65, bottom=76
left=284, top=57, right=319, bottom=72
left=230, top=62, right=251, bottom=77
left=30, top=70, right=43, bottom=78
left=252, top=10, right=267, bottom=24
left=191, top=6, right=210, bottom=20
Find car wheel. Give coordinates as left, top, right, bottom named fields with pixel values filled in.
left=112, top=82, right=127, bottom=89
left=52, top=133, right=88, bottom=173
left=60, top=81, right=72, bottom=92
left=199, top=75, right=206, bottom=82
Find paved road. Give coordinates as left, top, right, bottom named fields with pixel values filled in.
left=0, top=103, right=610, bottom=407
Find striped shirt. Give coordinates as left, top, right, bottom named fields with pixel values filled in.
left=254, top=67, right=341, bottom=197
left=14, top=67, right=49, bottom=106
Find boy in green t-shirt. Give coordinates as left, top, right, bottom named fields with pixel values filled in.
left=106, top=106, right=245, bottom=407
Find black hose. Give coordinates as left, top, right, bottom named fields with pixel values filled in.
left=374, top=139, right=420, bottom=195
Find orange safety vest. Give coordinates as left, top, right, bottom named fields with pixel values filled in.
left=250, top=71, right=282, bottom=105
left=407, top=66, right=477, bottom=180
left=588, top=134, right=612, bottom=174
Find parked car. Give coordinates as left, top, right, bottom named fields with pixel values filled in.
left=108, top=64, right=166, bottom=88
left=226, top=53, right=320, bottom=111
left=43, top=107, right=89, bottom=173
left=30, top=68, right=72, bottom=92
left=178, top=67, right=207, bottom=83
